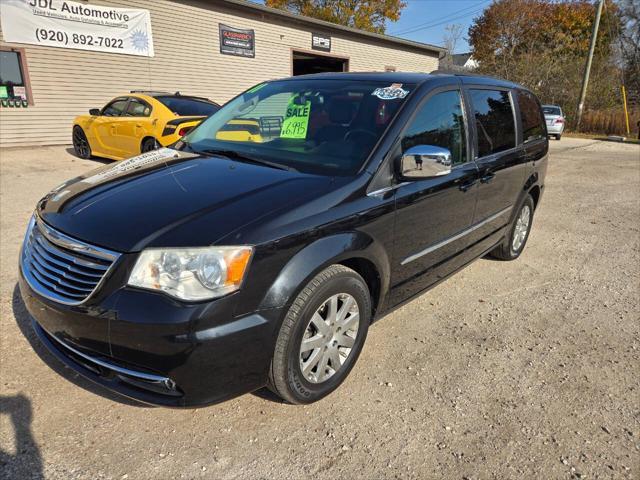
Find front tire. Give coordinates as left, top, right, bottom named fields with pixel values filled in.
left=268, top=265, right=371, bottom=404
left=72, top=126, right=92, bottom=159
left=489, top=195, right=535, bottom=261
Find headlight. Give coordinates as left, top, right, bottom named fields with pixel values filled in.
left=128, top=247, right=253, bottom=301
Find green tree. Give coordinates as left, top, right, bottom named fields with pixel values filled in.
left=468, top=0, right=623, bottom=123
left=265, top=0, right=406, bottom=34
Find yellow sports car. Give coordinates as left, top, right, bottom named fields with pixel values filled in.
left=72, top=91, right=220, bottom=161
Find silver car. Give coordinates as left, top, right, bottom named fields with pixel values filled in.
left=542, top=105, right=565, bottom=140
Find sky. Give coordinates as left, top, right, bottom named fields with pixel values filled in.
left=249, top=0, right=493, bottom=54
left=387, top=0, right=493, bottom=52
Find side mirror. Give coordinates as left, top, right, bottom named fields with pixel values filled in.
left=89, top=108, right=101, bottom=116
left=400, top=145, right=452, bottom=178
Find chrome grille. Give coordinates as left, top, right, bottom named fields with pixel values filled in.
left=20, top=216, right=120, bottom=305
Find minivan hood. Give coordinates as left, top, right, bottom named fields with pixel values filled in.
left=37, top=148, right=338, bottom=252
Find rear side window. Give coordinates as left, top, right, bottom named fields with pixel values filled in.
left=156, top=96, right=219, bottom=116
left=518, top=91, right=545, bottom=142
left=469, top=89, right=515, bottom=157
left=401, top=90, right=467, bottom=165
left=125, top=98, right=151, bottom=117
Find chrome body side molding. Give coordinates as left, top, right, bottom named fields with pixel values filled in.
left=401, top=206, right=513, bottom=265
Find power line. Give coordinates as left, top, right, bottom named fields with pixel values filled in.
left=391, top=8, right=488, bottom=36
left=390, top=0, right=490, bottom=34
left=390, top=1, right=491, bottom=35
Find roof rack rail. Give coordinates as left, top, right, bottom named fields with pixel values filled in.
left=129, top=90, right=171, bottom=95
left=430, top=69, right=486, bottom=77
left=430, top=69, right=517, bottom=84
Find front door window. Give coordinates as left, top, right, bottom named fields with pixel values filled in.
left=401, top=90, right=467, bottom=165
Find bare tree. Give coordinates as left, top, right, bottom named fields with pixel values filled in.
left=441, top=24, right=464, bottom=68
left=618, top=0, right=639, bottom=105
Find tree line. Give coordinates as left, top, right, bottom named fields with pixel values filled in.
left=468, top=0, right=638, bottom=133
left=266, top=0, right=638, bottom=134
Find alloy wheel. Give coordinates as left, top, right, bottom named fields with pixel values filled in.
left=512, top=204, right=531, bottom=252
left=299, top=293, right=359, bottom=384
left=73, top=129, right=90, bottom=158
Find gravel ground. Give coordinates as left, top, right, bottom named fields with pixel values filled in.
left=1, top=138, right=639, bottom=480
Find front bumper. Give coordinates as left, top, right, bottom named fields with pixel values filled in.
left=19, top=270, right=284, bottom=407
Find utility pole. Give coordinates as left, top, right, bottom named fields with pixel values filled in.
left=575, top=0, right=605, bottom=131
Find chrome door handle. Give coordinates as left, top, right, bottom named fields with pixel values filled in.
left=459, top=179, right=477, bottom=192
left=480, top=172, right=495, bottom=183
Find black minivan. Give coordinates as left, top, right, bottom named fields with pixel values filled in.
left=19, top=72, right=548, bottom=406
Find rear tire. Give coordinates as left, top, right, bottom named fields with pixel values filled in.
left=72, top=126, right=92, bottom=159
left=489, top=195, right=535, bottom=261
left=555, top=134, right=562, bottom=140
left=268, top=265, right=371, bottom=404
left=141, top=137, right=159, bottom=153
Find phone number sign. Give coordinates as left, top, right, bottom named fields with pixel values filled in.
left=0, top=0, right=154, bottom=57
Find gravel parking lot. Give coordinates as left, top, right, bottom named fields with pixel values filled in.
left=1, top=138, right=639, bottom=479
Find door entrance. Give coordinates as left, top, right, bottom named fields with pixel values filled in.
left=292, top=51, right=348, bottom=76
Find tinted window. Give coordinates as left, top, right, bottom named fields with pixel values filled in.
left=402, top=90, right=467, bottom=165
left=156, top=96, right=219, bottom=116
left=102, top=99, right=128, bottom=117
left=518, top=91, right=545, bottom=142
left=470, top=89, right=515, bottom=157
left=542, top=106, right=561, bottom=116
left=125, top=98, right=151, bottom=117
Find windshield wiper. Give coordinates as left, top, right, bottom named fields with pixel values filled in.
left=199, top=148, right=296, bottom=172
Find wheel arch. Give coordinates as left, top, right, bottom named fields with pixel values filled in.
left=517, top=172, right=541, bottom=210
left=72, top=124, right=94, bottom=153
left=72, top=123, right=87, bottom=136
left=258, top=232, right=390, bottom=321
left=140, top=136, right=158, bottom=152
left=528, top=184, right=541, bottom=209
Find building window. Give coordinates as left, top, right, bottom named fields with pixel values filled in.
left=0, top=48, right=33, bottom=105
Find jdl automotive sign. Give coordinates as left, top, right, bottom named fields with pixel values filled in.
left=219, top=24, right=255, bottom=58
left=0, top=0, right=154, bottom=57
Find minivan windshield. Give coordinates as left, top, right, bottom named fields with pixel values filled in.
left=181, top=79, right=414, bottom=175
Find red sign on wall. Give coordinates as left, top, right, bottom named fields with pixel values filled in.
left=219, top=24, right=255, bottom=58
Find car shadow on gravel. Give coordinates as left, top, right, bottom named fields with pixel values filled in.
left=251, top=387, right=287, bottom=404
left=12, top=284, right=151, bottom=408
left=0, top=393, right=43, bottom=480
left=64, top=147, right=112, bottom=164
